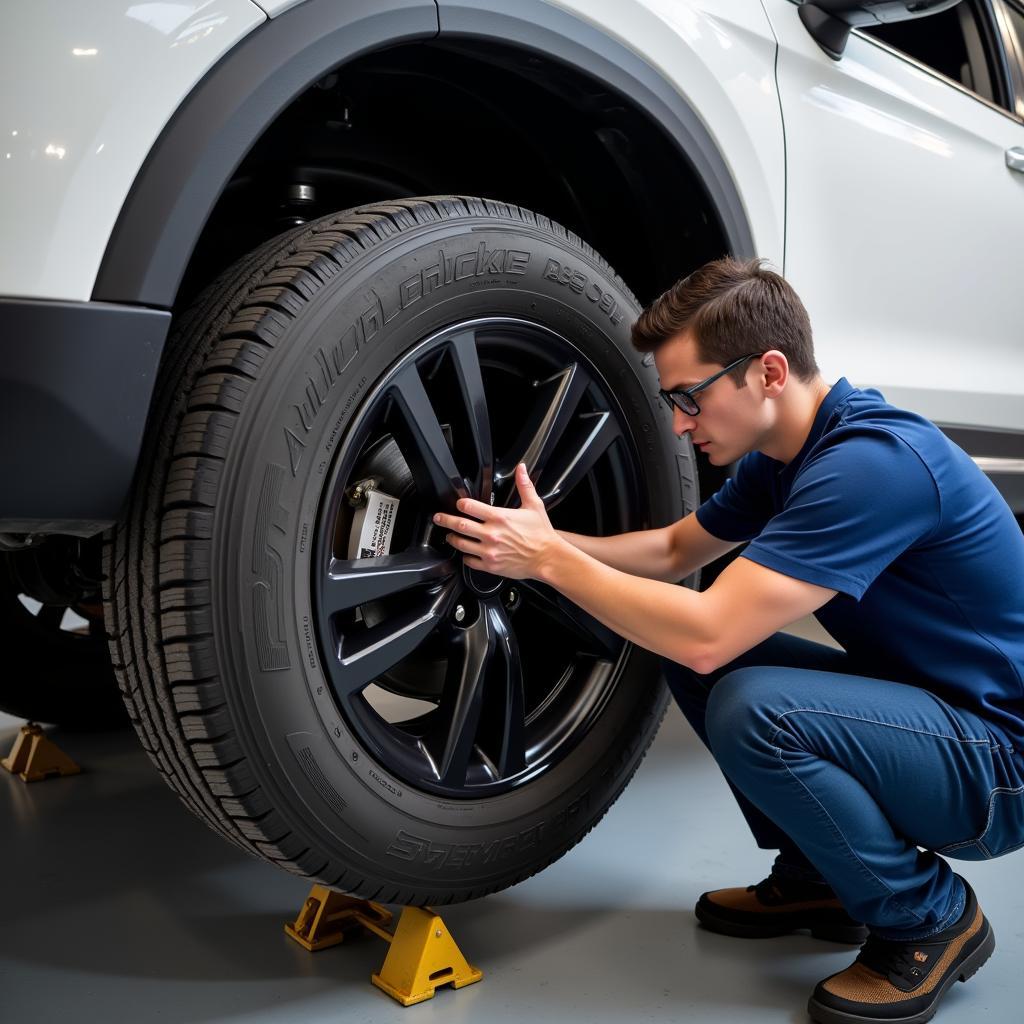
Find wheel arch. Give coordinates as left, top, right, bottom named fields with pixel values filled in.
left=92, top=0, right=757, bottom=311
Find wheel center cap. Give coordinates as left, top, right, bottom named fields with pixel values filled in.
left=462, top=562, right=504, bottom=597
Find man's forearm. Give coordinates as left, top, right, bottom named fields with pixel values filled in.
left=537, top=537, right=714, bottom=670
left=555, top=526, right=680, bottom=582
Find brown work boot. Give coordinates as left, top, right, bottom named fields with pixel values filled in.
left=695, top=872, right=868, bottom=943
left=808, top=876, right=994, bottom=1024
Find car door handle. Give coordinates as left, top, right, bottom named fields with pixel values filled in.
left=1007, top=147, right=1024, bottom=173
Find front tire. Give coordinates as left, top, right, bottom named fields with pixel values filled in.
left=104, top=196, right=698, bottom=903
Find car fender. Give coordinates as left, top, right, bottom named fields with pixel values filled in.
left=93, top=0, right=774, bottom=310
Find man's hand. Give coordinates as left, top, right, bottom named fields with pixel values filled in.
left=433, top=463, right=563, bottom=580
left=434, top=464, right=837, bottom=670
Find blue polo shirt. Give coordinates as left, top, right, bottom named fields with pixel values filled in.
left=696, top=377, right=1024, bottom=749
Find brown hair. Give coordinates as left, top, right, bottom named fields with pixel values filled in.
left=631, top=257, right=819, bottom=385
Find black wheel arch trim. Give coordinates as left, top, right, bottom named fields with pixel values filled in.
left=91, top=0, right=756, bottom=310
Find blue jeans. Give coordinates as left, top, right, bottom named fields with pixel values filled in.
left=662, top=632, right=1024, bottom=941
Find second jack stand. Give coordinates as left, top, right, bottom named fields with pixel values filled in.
left=285, top=884, right=483, bottom=1006
left=1, top=722, right=81, bottom=782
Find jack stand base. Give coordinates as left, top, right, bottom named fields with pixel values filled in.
left=1, top=722, right=81, bottom=782
left=285, top=884, right=483, bottom=1006
left=285, top=885, right=393, bottom=952
left=370, top=906, right=483, bottom=1006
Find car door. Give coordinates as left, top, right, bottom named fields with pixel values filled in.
left=760, top=0, right=1024, bottom=444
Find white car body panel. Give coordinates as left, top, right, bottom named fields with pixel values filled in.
left=0, top=0, right=266, bottom=303
left=763, top=0, right=1024, bottom=432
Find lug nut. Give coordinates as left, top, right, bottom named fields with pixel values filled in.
left=347, top=476, right=381, bottom=507
left=505, top=589, right=518, bottom=606
left=454, top=604, right=466, bottom=623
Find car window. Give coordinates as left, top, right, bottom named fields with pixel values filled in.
left=1002, top=1, right=1024, bottom=67
left=859, top=1, right=1012, bottom=112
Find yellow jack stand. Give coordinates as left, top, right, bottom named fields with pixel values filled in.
left=1, top=722, right=81, bottom=782
left=285, top=884, right=483, bottom=1006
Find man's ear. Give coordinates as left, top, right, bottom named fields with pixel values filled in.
left=760, top=350, right=788, bottom=397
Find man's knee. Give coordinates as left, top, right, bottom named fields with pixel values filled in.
left=705, top=667, right=790, bottom=769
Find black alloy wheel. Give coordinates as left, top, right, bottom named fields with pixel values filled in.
left=314, top=317, right=643, bottom=797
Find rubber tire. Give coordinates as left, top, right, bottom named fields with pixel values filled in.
left=103, top=196, right=699, bottom=904
left=0, top=553, right=126, bottom=730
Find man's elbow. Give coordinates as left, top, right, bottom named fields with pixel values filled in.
left=676, top=642, right=722, bottom=677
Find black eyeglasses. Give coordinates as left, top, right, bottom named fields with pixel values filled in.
left=657, top=352, right=763, bottom=417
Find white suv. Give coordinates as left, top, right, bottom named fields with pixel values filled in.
left=2, top=0, right=1022, bottom=903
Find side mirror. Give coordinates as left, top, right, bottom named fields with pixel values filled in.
left=798, top=0, right=965, bottom=60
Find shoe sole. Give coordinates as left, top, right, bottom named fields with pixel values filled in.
left=695, top=902, right=869, bottom=944
left=806, top=919, right=996, bottom=1024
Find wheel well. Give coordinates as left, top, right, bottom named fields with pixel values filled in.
left=175, top=39, right=732, bottom=315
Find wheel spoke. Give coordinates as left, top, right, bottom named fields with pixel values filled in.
left=487, top=603, right=527, bottom=778
left=447, top=330, right=494, bottom=502
left=386, top=362, right=467, bottom=510
left=322, top=549, right=457, bottom=614
left=496, top=363, right=588, bottom=506
left=424, top=608, right=497, bottom=787
left=328, top=579, right=459, bottom=698
left=517, top=579, right=622, bottom=658
left=539, top=411, right=621, bottom=512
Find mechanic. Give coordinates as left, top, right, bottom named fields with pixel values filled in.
left=433, top=256, right=1024, bottom=1024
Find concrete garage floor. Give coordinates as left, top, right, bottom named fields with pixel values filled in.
left=2, top=618, right=1021, bottom=1023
